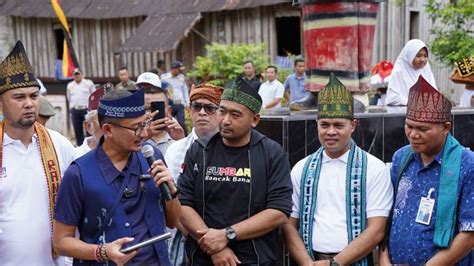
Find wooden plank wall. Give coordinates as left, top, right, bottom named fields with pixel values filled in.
left=170, top=4, right=298, bottom=75
left=372, top=0, right=464, bottom=103
left=12, top=17, right=56, bottom=78
left=198, top=5, right=282, bottom=63
left=11, top=1, right=465, bottom=104
left=0, top=16, right=15, bottom=60
left=70, top=16, right=178, bottom=79
left=12, top=16, right=179, bottom=79
left=11, top=4, right=290, bottom=80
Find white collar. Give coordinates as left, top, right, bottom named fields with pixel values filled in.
left=322, top=149, right=350, bottom=164
left=3, top=132, right=37, bottom=146
left=190, top=128, right=199, bottom=140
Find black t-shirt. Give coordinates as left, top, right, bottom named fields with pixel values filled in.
left=179, top=131, right=294, bottom=265
left=199, top=139, right=257, bottom=263
left=244, top=76, right=262, bottom=92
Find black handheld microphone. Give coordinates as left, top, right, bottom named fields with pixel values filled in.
left=141, top=145, right=172, bottom=201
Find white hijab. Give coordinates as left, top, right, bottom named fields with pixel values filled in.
left=385, top=39, right=437, bottom=105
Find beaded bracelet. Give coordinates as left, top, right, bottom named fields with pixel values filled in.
left=93, top=244, right=103, bottom=263
left=99, top=243, right=110, bottom=262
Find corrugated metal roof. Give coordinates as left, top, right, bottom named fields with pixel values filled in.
left=118, top=12, right=202, bottom=53
left=0, top=0, right=291, bottom=19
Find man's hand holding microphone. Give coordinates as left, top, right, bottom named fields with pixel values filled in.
left=141, top=145, right=178, bottom=200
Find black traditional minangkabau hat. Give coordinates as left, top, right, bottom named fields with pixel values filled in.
left=0, top=41, right=39, bottom=94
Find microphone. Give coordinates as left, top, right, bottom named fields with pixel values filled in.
left=141, top=145, right=172, bottom=201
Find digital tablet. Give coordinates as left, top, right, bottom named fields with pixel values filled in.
left=119, top=232, right=172, bottom=253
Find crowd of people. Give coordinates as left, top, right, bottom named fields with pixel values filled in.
left=0, top=39, right=473, bottom=266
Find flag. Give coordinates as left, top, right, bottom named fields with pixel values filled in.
left=51, top=0, right=79, bottom=80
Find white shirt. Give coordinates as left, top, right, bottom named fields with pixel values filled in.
left=0, top=129, right=76, bottom=266
left=66, top=79, right=95, bottom=109
left=163, top=129, right=198, bottom=245
left=164, top=128, right=198, bottom=183
left=290, top=149, right=393, bottom=253
left=459, top=88, right=474, bottom=108
left=37, top=78, right=47, bottom=95
left=258, top=80, right=285, bottom=108
left=75, top=136, right=95, bottom=158
left=161, top=73, right=189, bottom=106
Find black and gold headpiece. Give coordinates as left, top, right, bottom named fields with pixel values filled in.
left=0, top=41, right=39, bottom=94
left=317, top=73, right=354, bottom=119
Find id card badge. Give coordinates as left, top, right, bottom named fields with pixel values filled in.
left=415, top=188, right=435, bottom=225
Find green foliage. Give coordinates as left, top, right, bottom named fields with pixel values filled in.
left=188, top=43, right=269, bottom=86
left=425, top=0, right=474, bottom=66
left=394, top=0, right=404, bottom=7
left=277, top=68, right=292, bottom=85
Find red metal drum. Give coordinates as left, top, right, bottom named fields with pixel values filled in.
left=301, top=1, right=379, bottom=92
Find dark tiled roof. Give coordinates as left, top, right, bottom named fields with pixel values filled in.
left=118, top=12, right=202, bottom=53
left=1, top=0, right=292, bottom=53
left=0, top=0, right=291, bottom=18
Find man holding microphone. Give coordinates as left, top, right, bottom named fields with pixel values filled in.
left=53, top=89, right=180, bottom=265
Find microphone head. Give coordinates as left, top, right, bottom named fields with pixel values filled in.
left=141, top=145, right=154, bottom=158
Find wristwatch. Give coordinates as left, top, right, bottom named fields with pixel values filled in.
left=225, top=226, right=237, bottom=242
left=170, top=187, right=180, bottom=199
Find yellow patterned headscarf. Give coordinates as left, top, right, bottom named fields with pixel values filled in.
left=190, top=83, right=224, bottom=106
left=0, top=41, right=39, bottom=94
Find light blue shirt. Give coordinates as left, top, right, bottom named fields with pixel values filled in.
left=284, top=73, right=310, bottom=102
left=162, top=73, right=190, bottom=106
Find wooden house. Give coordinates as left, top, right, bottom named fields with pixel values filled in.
left=0, top=0, right=464, bottom=100
left=0, top=0, right=300, bottom=84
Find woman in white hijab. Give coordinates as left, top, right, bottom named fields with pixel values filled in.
left=385, top=39, right=437, bottom=105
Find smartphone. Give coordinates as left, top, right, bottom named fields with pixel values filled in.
left=119, top=232, right=171, bottom=253
left=151, top=101, right=166, bottom=121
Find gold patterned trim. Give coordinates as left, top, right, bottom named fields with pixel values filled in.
left=0, top=80, right=39, bottom=93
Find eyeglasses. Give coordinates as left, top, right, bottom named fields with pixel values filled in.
left=110, top=120, right=151, bottom=136
left=190, top=102, right=218, bottom=115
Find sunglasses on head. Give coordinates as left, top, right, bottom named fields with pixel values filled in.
left=190, top=102, right=218, bottom=115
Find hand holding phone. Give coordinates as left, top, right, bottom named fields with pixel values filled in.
left=119, top=232, right=172, bottom=253
left=151, top=101, right=166, bottom=121
left=103, top=237, right=137, bottom=265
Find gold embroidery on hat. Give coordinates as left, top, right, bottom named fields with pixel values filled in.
left=0, top=42, right=38, bottom=93
left=407, top=80, right=451, bottom=123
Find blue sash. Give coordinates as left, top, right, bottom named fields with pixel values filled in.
left=299, top=140, right=368, bottom=266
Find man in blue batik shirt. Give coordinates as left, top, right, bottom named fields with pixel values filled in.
left=53, top=89, right=180, bottom=266
left=380, top=76, right=474, bottom=265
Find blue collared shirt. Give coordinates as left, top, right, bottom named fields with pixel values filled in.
left=389, top=145, right=474, bottom=265
left=55, top=144, right=166, bottom=264
left=284, top=73, right=310, bottom=102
